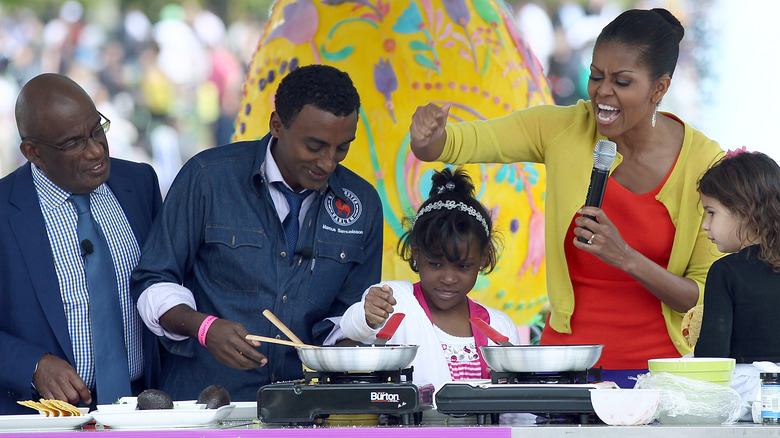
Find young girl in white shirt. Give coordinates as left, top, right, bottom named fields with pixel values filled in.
left=340, top=167, right=520, bottom=388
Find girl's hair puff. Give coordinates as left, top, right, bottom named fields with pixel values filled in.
left=698, top=151, right=780, bottom=271
left=398, top=167, right=500, bottom=273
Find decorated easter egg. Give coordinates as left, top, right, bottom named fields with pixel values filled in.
left=234, top=0, right=553, bottom=325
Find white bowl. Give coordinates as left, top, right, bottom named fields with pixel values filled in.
left=97, top=397, right=138, bottom=412
left=590, top=389, right=660, bottom=426
left=96, top=403, right=137, bottom=413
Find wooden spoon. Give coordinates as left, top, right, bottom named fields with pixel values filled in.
left=244, top=334, right=313, bottom=348
left=262, top=309, right=305, bottom=345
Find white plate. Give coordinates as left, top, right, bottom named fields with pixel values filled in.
left=225, top=401, right=256, bottom=420
left=97, top=398, right=205, bottom=412
left=0, top=413, right=93, bottom=431
left=92, top=404, right=234, bottom=429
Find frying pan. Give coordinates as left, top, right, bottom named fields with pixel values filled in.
left=479, top=344, right=604, bottom=373
left=295, top=344, right=419, bottom=372
left=468, top=316, right=603, bottom=372
left=250, top=310, right=418, bottom=372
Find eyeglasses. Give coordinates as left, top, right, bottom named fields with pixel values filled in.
left=24, top=112, right=111, bottom=156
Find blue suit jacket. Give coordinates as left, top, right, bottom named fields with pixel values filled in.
left=0, top=159, right=163, bottom=414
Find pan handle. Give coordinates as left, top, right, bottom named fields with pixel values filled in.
left=469, top=317, right=512, bottom=346
left=376, top=312, right=406, bottom=339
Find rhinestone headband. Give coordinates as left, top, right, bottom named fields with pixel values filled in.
left=412, top=200, right=490, bottom=237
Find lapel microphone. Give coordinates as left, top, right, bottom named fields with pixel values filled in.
left=296, top=246, right=313, bottom=267
left=81, top=239, right=94, bottom=257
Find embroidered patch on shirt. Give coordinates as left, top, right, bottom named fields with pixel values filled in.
left=325, top=188, right=362, bottom=227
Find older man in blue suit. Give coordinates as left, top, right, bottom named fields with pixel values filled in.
left=0, top=73, right=162, bottom=414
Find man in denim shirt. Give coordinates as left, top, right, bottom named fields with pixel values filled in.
left=131, top=65, right=383, bottom=401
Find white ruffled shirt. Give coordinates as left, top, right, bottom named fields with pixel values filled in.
left=339, top=280, right=521, bottom=390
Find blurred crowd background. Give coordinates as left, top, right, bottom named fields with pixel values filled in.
left=1, top=0, right=777, bottom=191
left=0, top=0, right=269, bottom=192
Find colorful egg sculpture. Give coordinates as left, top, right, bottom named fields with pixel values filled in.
left=234, top=0, right=553, bottom=325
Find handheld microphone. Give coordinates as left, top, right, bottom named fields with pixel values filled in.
left=80, top=239, right=94, bottom=256
left=577, top=139, right=617, bottom=243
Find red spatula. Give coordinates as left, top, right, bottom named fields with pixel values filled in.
left=374, top=312, right=405, bottom=346
left=469, top=317, right=514, bottom=346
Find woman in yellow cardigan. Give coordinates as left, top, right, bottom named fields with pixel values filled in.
left=409, top=8, right=724, bottom=387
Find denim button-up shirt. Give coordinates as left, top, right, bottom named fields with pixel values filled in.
left=131, top=134, right=383, bottom=401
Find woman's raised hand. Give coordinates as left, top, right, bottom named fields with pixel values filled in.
left=409, top=103, right=451, bottom=162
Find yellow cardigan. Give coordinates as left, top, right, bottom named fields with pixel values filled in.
left=440, top=100, right=724, bottom=355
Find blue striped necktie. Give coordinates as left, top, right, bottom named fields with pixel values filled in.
left=274, top=183, right=310, bottom=262
left=70, top=193, right=132, bottom=403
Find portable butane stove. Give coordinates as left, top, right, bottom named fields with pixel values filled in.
left=258, top=367, right=434, bottom=425
left=435, top=368, right=617, bottom=425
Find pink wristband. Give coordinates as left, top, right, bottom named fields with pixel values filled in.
left=198, top=315, right=219, bottom=347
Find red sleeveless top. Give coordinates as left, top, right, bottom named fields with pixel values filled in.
left=541, top=164, right=681, bottom=369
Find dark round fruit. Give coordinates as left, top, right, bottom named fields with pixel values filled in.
left=196, top=384, right=231, bottom=409
left=137, top=389, right=173, bottom=410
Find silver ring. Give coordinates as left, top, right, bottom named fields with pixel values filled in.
left=587, top=233, right=595, bottom=245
